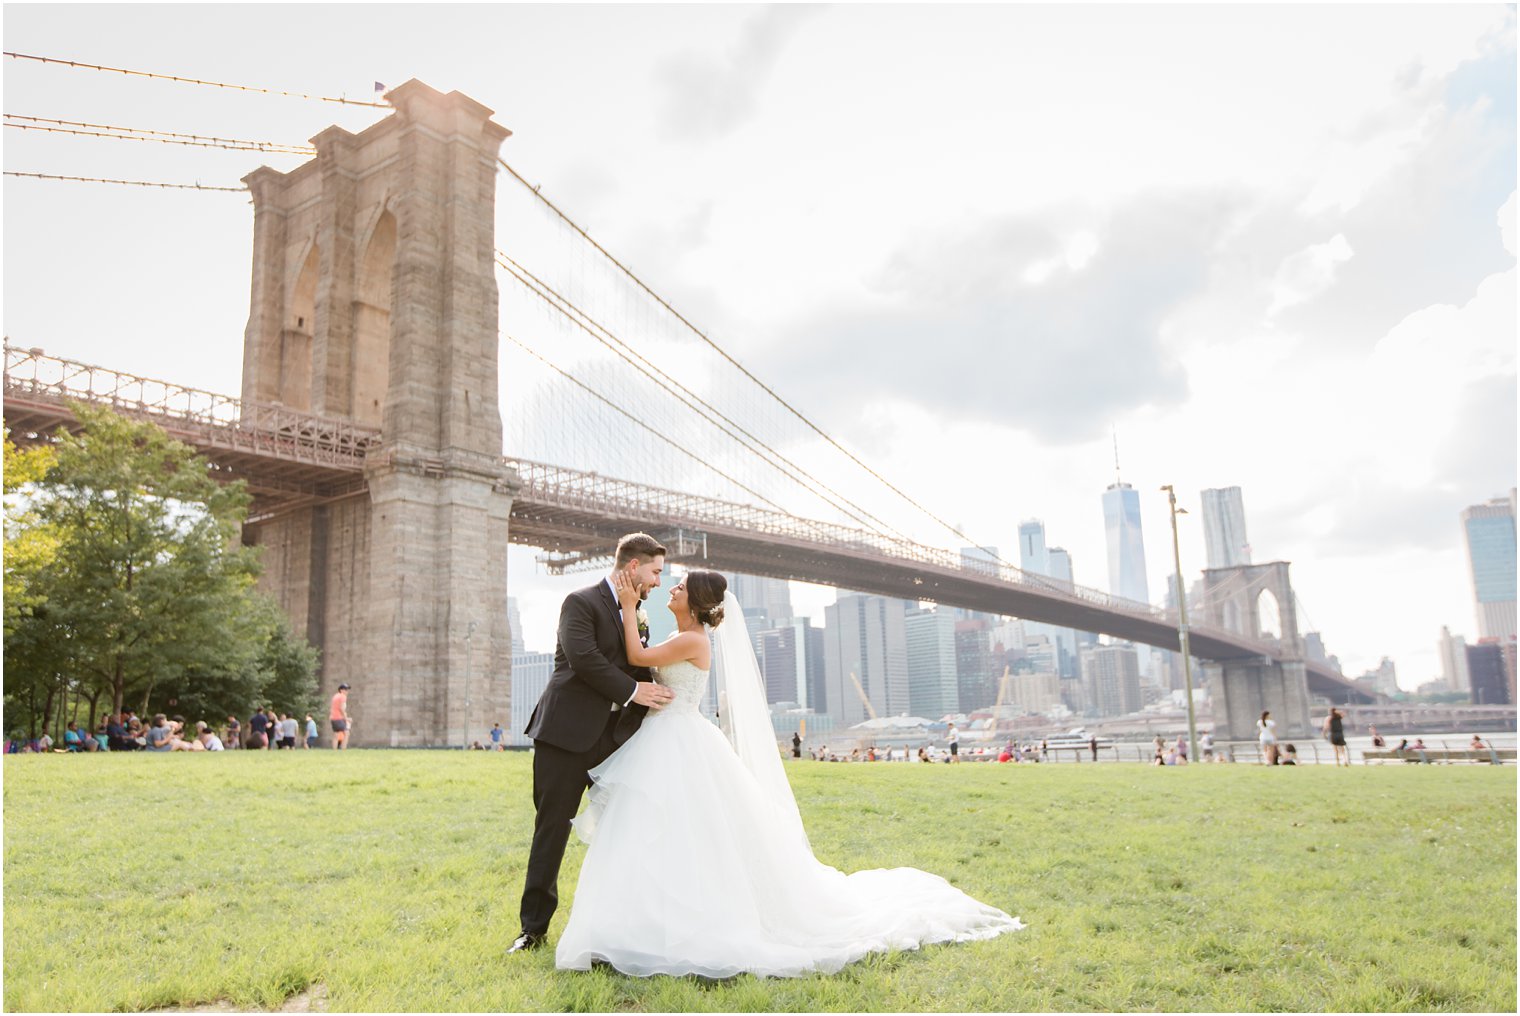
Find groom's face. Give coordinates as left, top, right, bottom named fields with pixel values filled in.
left=627, top=555, right=665, bottom=600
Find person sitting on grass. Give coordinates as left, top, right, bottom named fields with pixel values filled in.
left=63, top=722, right=86, bottom=752
left=146, top=715, right=174, bottom=752
left=1280, top=744, right=1298, bottom=765
left=198, top=726, right=224, bottom=751
left=168, top=718, right=203, bottom=752
left=1469, top=735, right=1501, bottom=764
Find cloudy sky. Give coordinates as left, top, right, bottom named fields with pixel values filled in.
left=4, top=4, right=1515, bottom=689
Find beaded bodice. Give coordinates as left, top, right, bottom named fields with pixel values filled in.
left=652, top=659, right=710, bottom=714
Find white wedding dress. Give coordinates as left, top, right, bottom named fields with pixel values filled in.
left=555, top=655, right=1023, bottom=978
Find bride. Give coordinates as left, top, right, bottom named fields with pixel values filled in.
left=554, top=568, right=1023, bottom=978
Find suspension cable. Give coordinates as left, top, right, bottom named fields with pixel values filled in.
left=4, top=170, right=245, bottom=192
left=4, top=117, right=313, bottom=154
left=497, top=155, right=1010, bottom=563
left=501, top=331, right=794, bottom=516
left=5, top=113, right=311, bottom=150
left=3, top=51, right=388, bottom=108
left=496, top=250, right=914, bottom=543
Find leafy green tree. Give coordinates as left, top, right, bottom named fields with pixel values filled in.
left=4, top=434, right=67, bottom=736
left=3, top=406, right=315, bottom=728
left=155, top=601, right=319, bottom=730
left=256, top=608, right=322, bottom=721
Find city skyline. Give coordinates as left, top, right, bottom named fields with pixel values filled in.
left=3, top=6, right=1513, bottom=690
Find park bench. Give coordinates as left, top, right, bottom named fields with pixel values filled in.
left=1362, top=748, right=1514, bottom=764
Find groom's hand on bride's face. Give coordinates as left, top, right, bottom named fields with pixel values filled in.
left=630, top=681, right=675, bottom=710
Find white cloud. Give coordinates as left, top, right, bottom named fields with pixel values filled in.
left=1267, top=234, right=1355, bottom=317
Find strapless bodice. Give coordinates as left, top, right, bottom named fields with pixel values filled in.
left=653, top=659, right=709, bottom=714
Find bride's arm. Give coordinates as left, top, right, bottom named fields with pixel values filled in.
left=613, top=572, right=705, bottom=668
left=625, top=629, right=705, bottom=668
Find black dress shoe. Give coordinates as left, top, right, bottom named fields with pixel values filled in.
left=508, top=931, right=546, bottom=954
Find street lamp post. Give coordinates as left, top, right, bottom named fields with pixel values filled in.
left=1162, top=485, right=1199, bottom=763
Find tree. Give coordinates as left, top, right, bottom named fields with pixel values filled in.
left=3, top=406, right=311, bottom=729
left=4, top=434, right=66, bottom=737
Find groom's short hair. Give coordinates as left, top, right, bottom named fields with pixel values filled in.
left=615, top=532, right=667, bottom=568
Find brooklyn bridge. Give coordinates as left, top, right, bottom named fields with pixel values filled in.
left=3, top=79, right=1374, bottom=746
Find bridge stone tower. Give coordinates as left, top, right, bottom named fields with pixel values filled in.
left=1196, top=561, right=1312, bottom=741
left=240, top=81, right=517, bottom=746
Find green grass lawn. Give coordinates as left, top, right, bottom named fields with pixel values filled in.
left=4, top=751, right=1514, bottom=1012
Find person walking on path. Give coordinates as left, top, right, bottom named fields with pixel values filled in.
left=1322, top=707, right=1349, bottom=766
left=330, top=684, right=351, bottom=749
left=1257, top=711, right=1279, bottom=765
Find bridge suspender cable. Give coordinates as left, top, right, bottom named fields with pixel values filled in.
left=496, top=155, right=1015, bottom=567
left=2, top=51, right=388, bottom=108
left=500, top=332, right=796, bottom=518
left=496, top=251, right=915, bottom=544
left=3, top=171, right=246, bottom=192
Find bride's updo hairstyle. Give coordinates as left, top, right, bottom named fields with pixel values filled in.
left=684, top=570, right=728, bottom=629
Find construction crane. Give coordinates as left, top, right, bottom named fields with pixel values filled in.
left=848, top=671, right=878, bottom=721
left=992, top=665, right=1013, bottom=713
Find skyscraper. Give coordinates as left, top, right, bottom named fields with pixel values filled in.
left=1461, top=495, right=1517, bottom=640
left=507, top=596, right=526, bottom=656
left=758, top=619, right=824, bottom=710
left=1200, top=487, right=1252, bottom=569
left=905, top=607, right=960, bottom=720
left=822, top=594, right=910, bottom=726
left=1079, top=644, right=1143, bottom=717
left=960, top=545, right=1000, bottom=576
left=1102, top=482, right=1151, bottom=607
left=1015, top=520, right=1079, bottom=678
left=1438, top=626, right=1471, bottom=694
left=954, top=618, right=995, bottom=713
left=1018, top=520, right=1049, bottom=575
left=509, top=650, right=554, bottom=746
left=1466, top=640, right=1512, bottom=705
left=727, top=573, right=794, bottom=632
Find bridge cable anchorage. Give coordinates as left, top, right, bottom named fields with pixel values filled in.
left=496, top=156, right=1023, bottom=573
left=495, top=251, right=913, bottom=543
left=3, top=171, right=245, bottom=193
left=500, top=331, right=799, bottom=518
left=3, top=117, right=316, bottom=155
left=2, top=51, right=389, bottom=108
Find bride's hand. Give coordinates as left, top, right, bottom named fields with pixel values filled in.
left=611, top=570, right=641, bottom=611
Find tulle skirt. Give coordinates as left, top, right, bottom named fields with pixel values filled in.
left=555, top=708, right=1023, bottom=978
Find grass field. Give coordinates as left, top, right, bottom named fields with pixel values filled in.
left=3, top=751, right=1514, bottom=1012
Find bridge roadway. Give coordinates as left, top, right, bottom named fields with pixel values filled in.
left=3, top=345, right=1372, bottom=703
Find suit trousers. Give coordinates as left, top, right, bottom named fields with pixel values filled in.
left=519, top=710, right=621, bottom=936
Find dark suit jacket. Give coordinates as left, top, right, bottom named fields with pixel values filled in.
left=524, top=580, right=650, bottom=752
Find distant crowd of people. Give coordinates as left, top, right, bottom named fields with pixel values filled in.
left=5, top=684, right=356, bottom=754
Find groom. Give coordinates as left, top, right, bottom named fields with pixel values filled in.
left=509, top=532, right=676, bottom=954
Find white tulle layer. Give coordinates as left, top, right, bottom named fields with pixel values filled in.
left=556, top=708, right=1023, bottom=979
